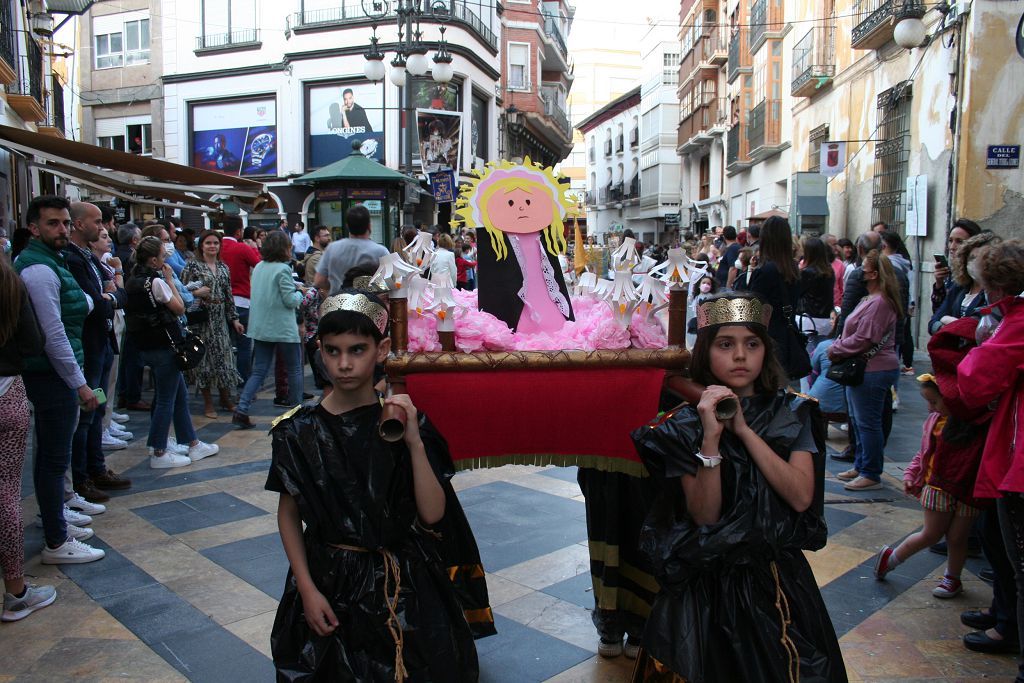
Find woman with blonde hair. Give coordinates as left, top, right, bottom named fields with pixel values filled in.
left=830, top=249, right=903, bottom=491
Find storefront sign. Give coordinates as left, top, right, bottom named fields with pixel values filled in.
left=664, top=213, right=681, bottom=227
left=190, top=97, right=277, bottom=177
left=349, top=188, right=387, bottom=200
left=307, top=80, right=385, bottom=168
left=316, top=188, right=344, bottom=201
left=987, top=145, right=1020, bottom=169
left=429, top=170, right=457, bottom=204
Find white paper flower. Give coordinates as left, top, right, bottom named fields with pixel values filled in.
left=429, top=285, right=459, bottom=331
left=575, top=271, right=598, bottom=297
left=370, top=252, right=422, bottom=297
left=602, top=271, right=640, bottom=328
left=650, top=248, right=702, bottom=290
left=636, top=273, right=669, bottom=319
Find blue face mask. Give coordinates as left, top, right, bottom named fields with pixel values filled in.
left=1, top=240, right=9, bottom=254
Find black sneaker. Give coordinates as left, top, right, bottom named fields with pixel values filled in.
left=273, top=397, right=291, bottom=407
left=232, top=412, right=255, bottom=430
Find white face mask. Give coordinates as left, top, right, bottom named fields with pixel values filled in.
left=734, top=259, right=743, bottom=270
left=967, top=259, right=980, bottom=282
left=163, top=242, right=175, bottom=257
left=699, top=282, right=712, bottom=294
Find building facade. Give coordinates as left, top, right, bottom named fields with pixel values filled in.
left=159, top=0, right=502, bottom=240
left=499, top=0, right=574, bottom=168
left=578, top=86, right=640, bottom=239
left=0, top=0, right=72, bottom=224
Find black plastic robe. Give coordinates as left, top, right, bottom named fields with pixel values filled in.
left=266, top=402, right=495, bottom=682
left=631, top=391, right=847, bottom=683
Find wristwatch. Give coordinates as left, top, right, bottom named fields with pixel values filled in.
left=694, top=451, right=722, bottom=468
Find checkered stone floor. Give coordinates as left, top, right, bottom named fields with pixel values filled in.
left=3, top=364, right=1019, bottom=681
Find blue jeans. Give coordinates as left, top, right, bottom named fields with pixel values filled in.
left=139, top=348, right=197, bottom=451
left=116, top=332, right=144, bottom=404
left=23, top=371, right=80, bottom=548
left=845, top=368, right=898, bottom=482
left=72, top=343, right=113, bottom=484
left=233, top=306, right=253, bottom=383
left=237, top=340, right=303, bottom=415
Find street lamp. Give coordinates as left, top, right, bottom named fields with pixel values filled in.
left=361, top=0, right=456, bottom=223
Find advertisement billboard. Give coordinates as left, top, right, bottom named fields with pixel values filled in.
left=416, top=108, right=462, bottom=175
left=307, top=81, right=385, bottom=168
left=191, top=98, right=277, bottom=177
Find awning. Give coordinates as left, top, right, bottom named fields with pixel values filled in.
left=294, top=154, right=414, bottom=184
left=796, top=194, right=829, bottom=216
left=0, top=124, right=265, bottom=212
left=748, top=208, right=789, bottom=222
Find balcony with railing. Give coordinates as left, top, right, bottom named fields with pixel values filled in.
left=0, top=0, right=16, bottom=85
left=750, top=0, right=784, bottom=53
left=727, top=122, right=751, bottom=171
left=627, top=175, right=640, bottom=199
left=852, top=0, right=926, bottom=49
left=630, top=128, right=639, bottom=148
left=289, top=1, right=497, bottom=50
left=727, top=29, right=751, bottom=83
left=543, top=16, right=568, bottom=59
left=792, top=24, right=836, bottom=97
left=615, top=135, right=624, bottom=154
left=678, top=95, right=728, bottom=152
left=541, top=93, right=570, bottom=137
left=196, top=28, right=261, bottom=52
left=604, top=139, right=612, bottom=157
left=39, top=74, right=66, bottom=138
left=609, top=182, right=625, bottom=202
left=9, top=39, right=44, bottom=122
left=747, top=99, right=783, bottom=158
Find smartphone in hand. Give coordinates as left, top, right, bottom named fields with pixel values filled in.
left=934, top=253, right=948, bottom=268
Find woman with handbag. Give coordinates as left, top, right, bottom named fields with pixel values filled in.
left=747, top=216, right=811, bottom=380
left=124, top=237, right=219, bottom=469
left=797, top=236, right=836, bottom=355
left=828, top=249, right=902, bottom=491
left=181, top=230, right=243, bottom=419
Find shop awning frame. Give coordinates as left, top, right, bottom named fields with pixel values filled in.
left=0, top=124, right=264, bottom=208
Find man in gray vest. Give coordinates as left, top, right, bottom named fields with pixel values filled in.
left=15, top=195, right=105, bottom=565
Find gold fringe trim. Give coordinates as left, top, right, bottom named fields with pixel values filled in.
left=454, top=453, right=648, bottom=477
left=770, top=560, right=800, bottom=683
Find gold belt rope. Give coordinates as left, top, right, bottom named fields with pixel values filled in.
left=329, top=543, right=407, bottom=681
left=769, top=560, right=800, bottom=683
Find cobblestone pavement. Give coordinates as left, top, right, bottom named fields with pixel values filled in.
left=2, top=361, right=1018, bottom=681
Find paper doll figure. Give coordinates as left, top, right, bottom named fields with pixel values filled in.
left=455, top=159, right=576, bottom=334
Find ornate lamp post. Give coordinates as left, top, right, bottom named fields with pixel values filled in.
left=361, top=0, right=455, bottom=194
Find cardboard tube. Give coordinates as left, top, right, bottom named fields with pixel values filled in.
left=714, top=396, right=739, bottom=422
left=378, top=385, right=407, bottom=443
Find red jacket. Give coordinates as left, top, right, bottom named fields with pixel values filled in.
left=456, top=256, right=477, bottom=284
left=904, top=412, right=987, bottom=508
left=220, top=236, right=261, bottom=299
left=960, top=296, right=1024, bottom=497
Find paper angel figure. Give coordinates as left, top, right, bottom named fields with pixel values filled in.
left=404, top=230, right=436, bottom=270
left=370, top=252, right=422, bottom=296
left=603, top=270, right=640, bottom=328
left=575, top=271, right=598, bottom=297
left=430, top=284, right=459, bottom=332
left=454, top=158, right=576, bottom=334
left=610, top=237, right=638, bottom=272
left=405, top=274, right=434, bottom=315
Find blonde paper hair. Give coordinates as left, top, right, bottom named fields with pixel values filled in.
left=454, top=158, right=576, bottom=261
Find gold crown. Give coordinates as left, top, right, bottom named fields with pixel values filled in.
left=319, top=293, right=389, bottom=335
left=696, top=296, right=772, bottom=330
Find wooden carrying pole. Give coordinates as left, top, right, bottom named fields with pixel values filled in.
left=667, top=287, right=688, bottom=347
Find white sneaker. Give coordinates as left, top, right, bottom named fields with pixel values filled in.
left=36, top=505, right=93, bottom=528
left=110, top=411, right=130, bottom=423
left=101, top=433, right=128, bottom=450
left=168, top=437, right=191, bottom=455
left=66, top=522, right=94, bottom=541
left=66, top=492, right=106, bottom=516
left=149, top=452, right=191, bottom=469
left=2, top=583, right=57, bottom=621
left=107, top=424, right=134, bottom=440
left=41, top=538, right=105, bottom=564
left=188, top=441, right=219, bottom=462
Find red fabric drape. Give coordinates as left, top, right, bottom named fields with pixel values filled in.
left=406, top=368, right=664, bottom=471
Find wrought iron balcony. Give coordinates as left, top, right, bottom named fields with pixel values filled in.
left=196, top=29, right=260, bottom=51
left=792, top=24, right=836, bottom=97
left=289, top=1, right=496, bottom=50
left=630, top=128, right=638, bottom=148
left=541, top=94, right=570, bottom=137
left=615, top=135, right=624, bottom=154
left=543, top=16, right=568, bottom=58
left=727, top=29, right=751, bottom=84
left=628, top=175, right=640, bottom=199
left=0, top=0, right=16, bottom=86
left=8, top=39, right=44, bottom=122
left=47, top=73, right=65, bottom=135
left=852, top=0, right=926, bottom=50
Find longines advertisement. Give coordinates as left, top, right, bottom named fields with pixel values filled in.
left=190, top=98, right=277, bottom=177
left=306, top=81, right=386, bottom=168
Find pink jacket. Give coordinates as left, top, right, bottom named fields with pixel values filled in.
left=961, top=296, right=1024, bottom=497
left=904, top=412, right=940, bottom=490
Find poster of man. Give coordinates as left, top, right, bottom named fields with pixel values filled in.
left=191, top=98, right=277, bottom=177
left=308, top=81, right=385, bottom=167
left=416, top=109, right=462, bottom=175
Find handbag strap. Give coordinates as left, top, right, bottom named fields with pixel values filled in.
left=861, top=331, right=891, bottom=361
